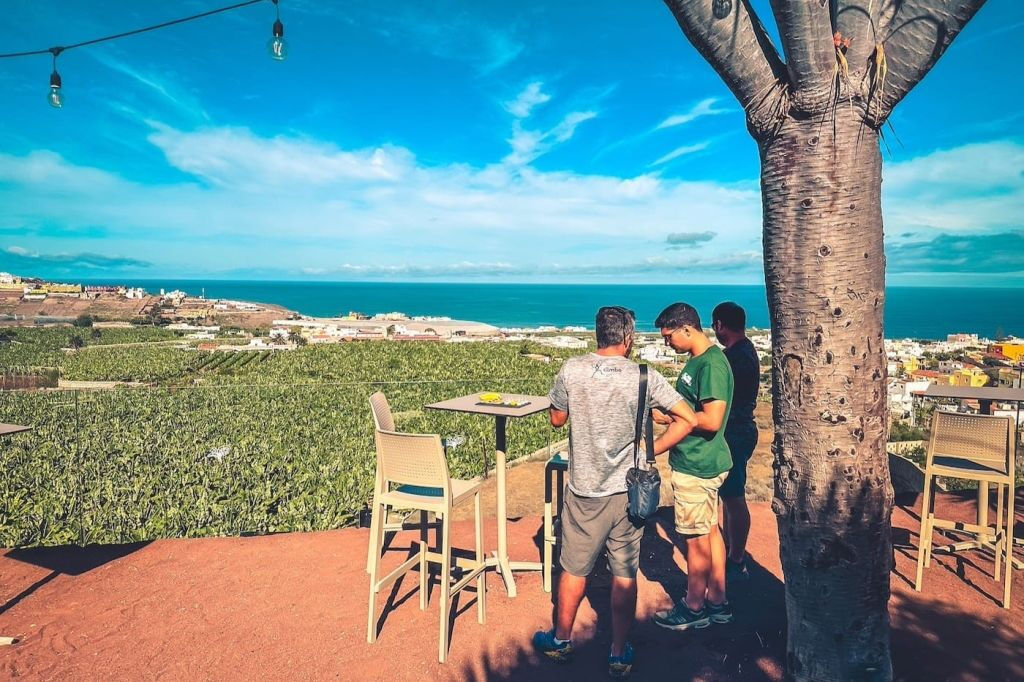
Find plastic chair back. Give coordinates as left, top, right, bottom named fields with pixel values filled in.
left=376, top=430, right=451, bottom=495
left=927, top=411, right=1013, bottom=478
left=369, top=392, right=396, bottom=431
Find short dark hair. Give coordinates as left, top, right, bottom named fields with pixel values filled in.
left=655, top=302, right=701, bottom=331
left=712, top=301, right=746, bottom=332
left=595, top=306, right=635, bottom=348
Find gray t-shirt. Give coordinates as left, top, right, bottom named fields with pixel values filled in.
left=548, top=353, right=684, bottom=497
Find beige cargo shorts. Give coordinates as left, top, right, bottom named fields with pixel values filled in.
left=671, top=470, right=728, bottom=536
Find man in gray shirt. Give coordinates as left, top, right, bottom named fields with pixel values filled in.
left=533, top=306, right=697, bottom=678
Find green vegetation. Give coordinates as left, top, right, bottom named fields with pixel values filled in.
left=889, top=422, right=928, bottom=442
left=0, top=326, right=181, bottom=367
left=0, top=330, right=586, bottom=546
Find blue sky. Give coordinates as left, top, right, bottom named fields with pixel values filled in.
left=0, top=0, right=1022, bottom=285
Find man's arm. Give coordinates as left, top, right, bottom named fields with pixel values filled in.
left=652, top=411, right=693, bottom=455
left=550, top=408, right=568, bottom=428
left=650, top=399, right=698, bottom=454
left=548, top=366, right=569, bottom=428
left=693, top=398, right=727, bottom=434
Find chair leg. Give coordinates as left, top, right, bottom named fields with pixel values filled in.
left=366, top=473, right=383, bottom=574
left=543, top=467, right=553, bottom=594
left=419, top=540, right=428, bottom=611
left=915, top=474, right=934, bottom=592
left=367, top=500, right=387, bottom=643
left=475, top=491, right=486, bottom=625
left=1004, top=486, right=1015, bottom=610
left=438, top=511, right=452, bottom=663
left=995, top=483, right=1005, bottom=582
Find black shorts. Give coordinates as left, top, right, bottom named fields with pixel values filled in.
left=721, top=421, right=758, bottom=499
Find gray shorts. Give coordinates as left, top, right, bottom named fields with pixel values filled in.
left=559, top=489, right=642, bottom=579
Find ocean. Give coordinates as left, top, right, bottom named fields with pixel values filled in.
left=83, top=280, right=1023, bottom=341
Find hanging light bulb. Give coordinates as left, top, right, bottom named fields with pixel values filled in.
left=47, top=47, right=64, bottom=109
left=267, top=0, right=287, bottom=61
left=48, top=70, right=64, bottom=108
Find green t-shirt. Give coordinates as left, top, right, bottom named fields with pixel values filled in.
left=670, top=345, right=734, bottom=478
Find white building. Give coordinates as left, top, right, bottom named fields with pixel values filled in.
left=640, top=344, right=676, bottom=363
left=123, top=287, right=147, bottom=299
left=533, top=335, right=587, bottom=350
left=168, top=323, right=221, bottom=332
left=888, top=379, right=932, bottom=420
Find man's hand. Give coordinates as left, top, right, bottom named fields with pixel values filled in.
left=651, top=407, right=673, bottom=425
left=550, top=408, right=568, bottom=428
left=650, top=400, right=699, bottom=454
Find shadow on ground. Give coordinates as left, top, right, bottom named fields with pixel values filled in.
left=1, top=541, right=150, bottom=617
left=461, top=507, right=787, bottom=681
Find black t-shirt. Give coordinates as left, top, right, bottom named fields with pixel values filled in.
left=723, top=337, right=759, bottom=425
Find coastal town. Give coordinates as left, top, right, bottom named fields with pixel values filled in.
left=2, top=271, right=1022, bottom=431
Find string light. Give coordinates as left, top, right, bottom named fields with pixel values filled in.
left=0, top=0, right=286, bottom=109
left=48, top=48, right=64, bottom=109
left=267, top=0, right=287, bottom=62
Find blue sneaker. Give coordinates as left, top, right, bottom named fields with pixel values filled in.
left=608, top=642, right=634, bottom=678
left=532, top=629, right=573, bottom=662
left=707, top=600, right=734, bottom=624
left=652, top=603, right=711, bottom=631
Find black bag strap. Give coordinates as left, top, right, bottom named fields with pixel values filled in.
left=633, top=365, right=649, bottom=469
left=644, top=392, right=656, bottom=465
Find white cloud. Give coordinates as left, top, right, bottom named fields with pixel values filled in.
left=503, top=110, right=598, bottom=166
left=656, top=98, right=731, bottom=129
left=0, top=124, right=764, bottom=278
left=504, top=82, right=552, bottom=119
left=651, top=141, right=711, bottom=166
left=883, top=140, right=1024, bottom=234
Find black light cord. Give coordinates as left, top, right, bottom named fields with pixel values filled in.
left=0, top=0, right=269, bottom=60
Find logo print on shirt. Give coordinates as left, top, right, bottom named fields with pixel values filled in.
left=591, top=362, right=624, bottom=379
left=682, top=373, right=693, bottom=386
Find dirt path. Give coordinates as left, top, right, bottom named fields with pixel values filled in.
left=1, top=493, right=1021, bottom=680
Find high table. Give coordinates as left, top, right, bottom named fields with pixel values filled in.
left=920, top=385, right=1024, bottom=565
left=426, top=393, right=550, bottom=598
left=1, top=423, right=32, bottom=646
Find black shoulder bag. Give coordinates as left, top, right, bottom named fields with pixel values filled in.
left=625, top=365, right=660, bottom=522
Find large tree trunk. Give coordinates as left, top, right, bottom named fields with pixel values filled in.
left=762, top=111, right=893, bottom=681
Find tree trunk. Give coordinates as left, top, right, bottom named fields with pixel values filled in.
left=761, top=111, right=893, bottom=681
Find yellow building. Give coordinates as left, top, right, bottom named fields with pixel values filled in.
left=901, top=357, right=920, bottom=374
left=991, top=343, right=1024, bottom=363
left=44, top=283, right=83, bottom=294
left=949, top=367, right=989, bottom=388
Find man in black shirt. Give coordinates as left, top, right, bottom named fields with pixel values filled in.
left=712, top=302, right=760, bottom=582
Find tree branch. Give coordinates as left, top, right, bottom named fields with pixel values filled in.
left=663, top=0, right=788, bottom=136
left=769, top=0, right=836, bottom=114
left=834, top=1, right=897, bottom=83
left=872, top=0, right=987, bottom=122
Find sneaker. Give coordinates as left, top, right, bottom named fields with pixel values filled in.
left=652, top=603, right=711, bottom=631
left=706, top=599, right=734, bottom=624
left=532, top=629, right=573, bottom=662
left=726, top=559, right=750, bottom=584
left=607, top=642, right=634, bottom=678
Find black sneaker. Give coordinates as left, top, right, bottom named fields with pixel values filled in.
left=706, top=599, right=734, bottom=624
left=725, top=559, right=749, bottom=584
left=652, top=603, right=711, bottom=631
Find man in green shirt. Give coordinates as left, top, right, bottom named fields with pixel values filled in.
left=651, top=302, right=735, bottom=631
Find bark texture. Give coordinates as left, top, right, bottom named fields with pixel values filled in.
left=661, top=1, right=989, bottom=680
left=762, top=112, right=892, bottom=680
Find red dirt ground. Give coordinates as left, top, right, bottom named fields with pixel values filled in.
left=1, top=492, right=1022, bottom=681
